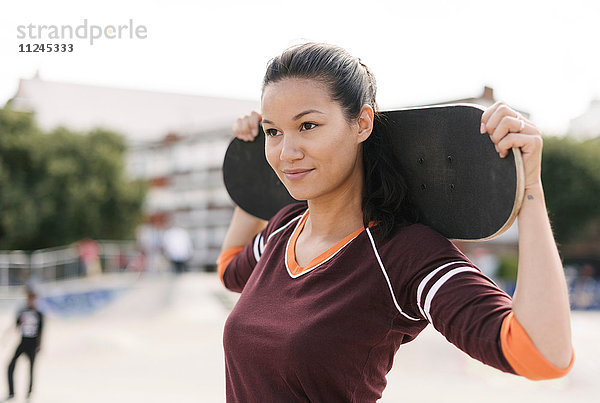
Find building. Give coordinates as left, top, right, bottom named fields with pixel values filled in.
left=8, top=76, right=259, bottom=270
left=568, top=98, right=600, bottom=140
left=419, top=85, right=529, bottom=118
left=127, top=129, right=240, bottom=269
left=9, top=75, right=259, bottom=144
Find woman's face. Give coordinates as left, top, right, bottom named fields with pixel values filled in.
left=261, top=78, right=373, bottom=203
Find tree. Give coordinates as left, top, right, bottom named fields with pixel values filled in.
left=0, top=107, right=147, bottom=250
left=541, top=136, right=600, bottom=247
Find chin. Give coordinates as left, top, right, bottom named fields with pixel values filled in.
left=284, top=187, right=311, bottom=201
left=282, top=182, right=318, bottom=201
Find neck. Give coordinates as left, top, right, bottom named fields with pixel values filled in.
left=304, top=162, right=365, bottom=240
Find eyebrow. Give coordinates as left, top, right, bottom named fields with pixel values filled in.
left=261, top=109, right=325, bottom=125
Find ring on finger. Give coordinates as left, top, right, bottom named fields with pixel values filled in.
left=518, top=119, right=525, bottom=131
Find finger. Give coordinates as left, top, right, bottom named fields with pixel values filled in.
left=515, top=113, right=534, bottom=127
left=239, top=129, right=253, bottom=141
left=496, top=132, right=542, bottom=158
left=489, top=115, right=530, bottom=144
left=480, top=101, right=506, bottom=133
left=250, top=111, right=262, bottom=135
left=484, top=103, right=520, bottom=135
left=232, top=116, right=249, bottom=137
left=480, top=101, right=533, bottom=135
left=480, top=100, right=504, bottom=124
left=242, top=116, right=258, bottom=138
left=232, top=110, right=263, bottom=141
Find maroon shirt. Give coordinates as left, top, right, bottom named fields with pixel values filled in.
left=222, top=202, right=515, bottom=402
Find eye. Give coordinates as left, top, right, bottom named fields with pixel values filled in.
left=301, top=122, right=317, bottom=131
left=265, top=128, right=281, bottom=137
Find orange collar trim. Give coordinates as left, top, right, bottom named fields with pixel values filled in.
left=285, top=209, right=373, bottom=278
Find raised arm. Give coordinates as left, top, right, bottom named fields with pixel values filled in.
left=481, top=101, right=573, bottom=370
left=221, top=206, right=267, bottom=253
left=218, top=111, right=268, bottom=289
left=221, top=109, right=268, bottom=252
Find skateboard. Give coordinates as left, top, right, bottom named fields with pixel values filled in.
left=222, top=103, right=524, bottom=241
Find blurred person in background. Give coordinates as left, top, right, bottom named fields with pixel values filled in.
left=162, top=224, right=193, bottom=274
left=137, top=215, right=169, bottom=273
left=3, top=287, right=44, bottom=401
left=76, top=238, right=102, bottom=277
left=570, top=263, right=598, bottom=309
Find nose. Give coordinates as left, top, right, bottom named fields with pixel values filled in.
left=279, top=132, right=303, bottom=162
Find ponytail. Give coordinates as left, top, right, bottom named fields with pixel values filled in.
left=362, top=113, right=419, bottom=242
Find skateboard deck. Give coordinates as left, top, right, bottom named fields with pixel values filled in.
left=222, top=103, right=524, bottom=241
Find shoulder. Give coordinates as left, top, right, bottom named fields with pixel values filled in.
left=393, top=222, right=446, bottom=240
left=246, top=202, right=307, bottom=259
left=262, top=201, right=308, bottom=238
left=367, top=223, right=478, bottom=321
left=271, top=201, right=308, bottom=222
left=237, top=202, right=307, bottom=267
left=378, top=222, right=459, bottom=258
left=371, top=222, right=471, bottom=282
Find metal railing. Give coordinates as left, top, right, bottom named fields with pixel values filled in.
left=0, top=241, right=139, bottom=295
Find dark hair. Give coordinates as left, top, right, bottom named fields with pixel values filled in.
left=261, top=42, right=418, bottom=242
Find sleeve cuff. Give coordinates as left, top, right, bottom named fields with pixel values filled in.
left=217, top=246, right=244, bottom=287
left=500, top=311, right=575, bottom=380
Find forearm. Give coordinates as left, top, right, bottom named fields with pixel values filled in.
left=220, top=206, right=268, bottom=252
left=512, top=183, right=572, bottom=368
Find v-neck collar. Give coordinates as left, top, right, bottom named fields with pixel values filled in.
left=284, top=209, right=367, bottom=279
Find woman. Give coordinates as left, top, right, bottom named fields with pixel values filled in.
left=217, top=42, right=574, bottom=402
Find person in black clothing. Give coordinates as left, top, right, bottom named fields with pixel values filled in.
left=4, top=288, right=43, bottom=401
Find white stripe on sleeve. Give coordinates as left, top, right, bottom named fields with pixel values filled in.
left=422, top=267, right=479, bottom=326
left=252, top=213, right=304, bottom=263
left=416, top=261, right=468, bottom=319
left=253, top=233, right=262, bottom=262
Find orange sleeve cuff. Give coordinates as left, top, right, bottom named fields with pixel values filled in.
left=500, top=311, right=574, bottom=380
left=217, top=246, right=244, bottom=286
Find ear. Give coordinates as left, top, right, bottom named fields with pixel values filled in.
left=356, top=104, right=374, bottom=144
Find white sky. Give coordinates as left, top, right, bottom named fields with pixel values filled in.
left=1, top=0, right=599, bottom=135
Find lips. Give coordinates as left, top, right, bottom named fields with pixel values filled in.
left=282, top=168, right=314, bottom=180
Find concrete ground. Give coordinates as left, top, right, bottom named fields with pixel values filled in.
left=0, top=271, right=597, bottom=403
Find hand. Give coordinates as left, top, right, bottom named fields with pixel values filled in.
left=36, top=346, right=40, bottom=353
left=480, top=101, right=543, bottom=190
left=232, top=110, right=262, bottom=142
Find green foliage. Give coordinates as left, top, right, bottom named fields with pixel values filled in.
left=0, top=107, right=147, bottom=250
left=541, top=136, right=600, bottom=246
left=496, top=252, right=519, bottom=281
